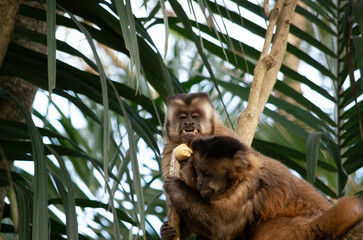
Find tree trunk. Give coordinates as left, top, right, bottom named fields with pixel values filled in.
left=237, top=0, right=299, bottom=146
left=0, top=0, right=46, bottom=234
left=340, top=221, right=363, bottom=239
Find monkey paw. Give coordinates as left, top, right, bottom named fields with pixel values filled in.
left=164, top=177, right=183, bottom=194
left=173, top=143, right=193, bottom=161
left=160, top=221, right=176, bottom=240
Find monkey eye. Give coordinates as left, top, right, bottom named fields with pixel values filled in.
left=201, top=171, right=211, bottom=178
left=192, top=114, right=199, bottom=119
left=178, top=114, right=187, bottom=120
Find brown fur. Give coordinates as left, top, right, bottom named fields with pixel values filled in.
left=164, top=136, right=363, bottom=240
left=161, top=93, right=239, bottom=240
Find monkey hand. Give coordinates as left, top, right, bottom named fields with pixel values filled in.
left=172, top=143, right=192, bottom=161
left=164, top=176, right=182, bottom=195
left=160, top=221, right=176, bottom=240
left=180, top=158, right=197, bottom=188
left=164, top=176, right=195, bottom=214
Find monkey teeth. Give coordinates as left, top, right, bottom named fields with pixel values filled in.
left=182, top=129, right=199, bottom=135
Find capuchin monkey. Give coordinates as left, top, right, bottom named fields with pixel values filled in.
left=162, top=93, right=239, bottom=179
left=161, top=93, right=239, bottom=239
left=164, top=136, right=363, bottom=240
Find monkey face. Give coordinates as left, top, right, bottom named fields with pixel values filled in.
left=175, top=109, right=202, bottom=143
left=191, top=136, right=249, bottom=201
left=165, top=93, right=215, bottom=144
left=194, top=155, right=230, bottom=202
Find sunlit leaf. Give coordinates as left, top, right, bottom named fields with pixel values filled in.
left=46, top=0, right=56, bottom=94
left=0, top=89, right=49, bottom=239
left=306, top=132, right=322, bottom=184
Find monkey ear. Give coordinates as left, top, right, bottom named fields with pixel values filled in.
left=232, top=150, right=248, bottom=175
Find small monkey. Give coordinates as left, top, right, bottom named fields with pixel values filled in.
left=164, top=136, right=363, bottom=240
left=161, top=93, right=239, bottom=239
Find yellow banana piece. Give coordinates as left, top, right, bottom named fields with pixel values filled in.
left=172, top=143, right=193, bottom=161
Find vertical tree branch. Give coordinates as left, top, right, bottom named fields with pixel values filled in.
left=237, top=0, right=298, bottom=146
left=168, top=154, right=180, bottom=240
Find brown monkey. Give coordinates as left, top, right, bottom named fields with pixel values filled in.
left=164, top=136, right=363, bottom=240
left=161, top=93, right=239, bottom=239
left=162, top=92, right=239, bottom=179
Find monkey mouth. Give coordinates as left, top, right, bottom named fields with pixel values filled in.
left=200, top=189, right=215, bottom=201
left=181, top=128, right=200, bottom=135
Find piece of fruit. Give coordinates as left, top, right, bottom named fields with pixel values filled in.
left=172, top=143, right=193, bottom=161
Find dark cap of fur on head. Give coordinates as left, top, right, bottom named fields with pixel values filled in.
left=167, top=92, right=212, bottom=106
left=191, top=136, right=247, bottom=160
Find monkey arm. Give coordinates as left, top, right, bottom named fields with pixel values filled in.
left=179, top=157, right=197, bottom=188
left=164, top=177, right=218, bottom=237
left=164, top=177, right=209, bottom=212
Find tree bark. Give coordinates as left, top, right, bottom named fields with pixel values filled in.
left=0, top=0, right=19, bottom=67
left=0, top=0, right=46, bottom=234
left=339, top=221, right=363, bottom=240
left=237, top=0, right=298, bottom=146
left=168, top=154, right=181, bottom=240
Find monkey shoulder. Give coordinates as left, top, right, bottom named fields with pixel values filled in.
left=162, top=142, right=178, bottom=157
left=213, top=119, right=240, bottom=139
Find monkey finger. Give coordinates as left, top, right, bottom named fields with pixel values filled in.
left=160, top=221, right=176, bottom=240
left=165, top=176, right=179, bottom=183
left=164, top=177, right=181, bottom=193
left=164, top=176, right=177, bottom=186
